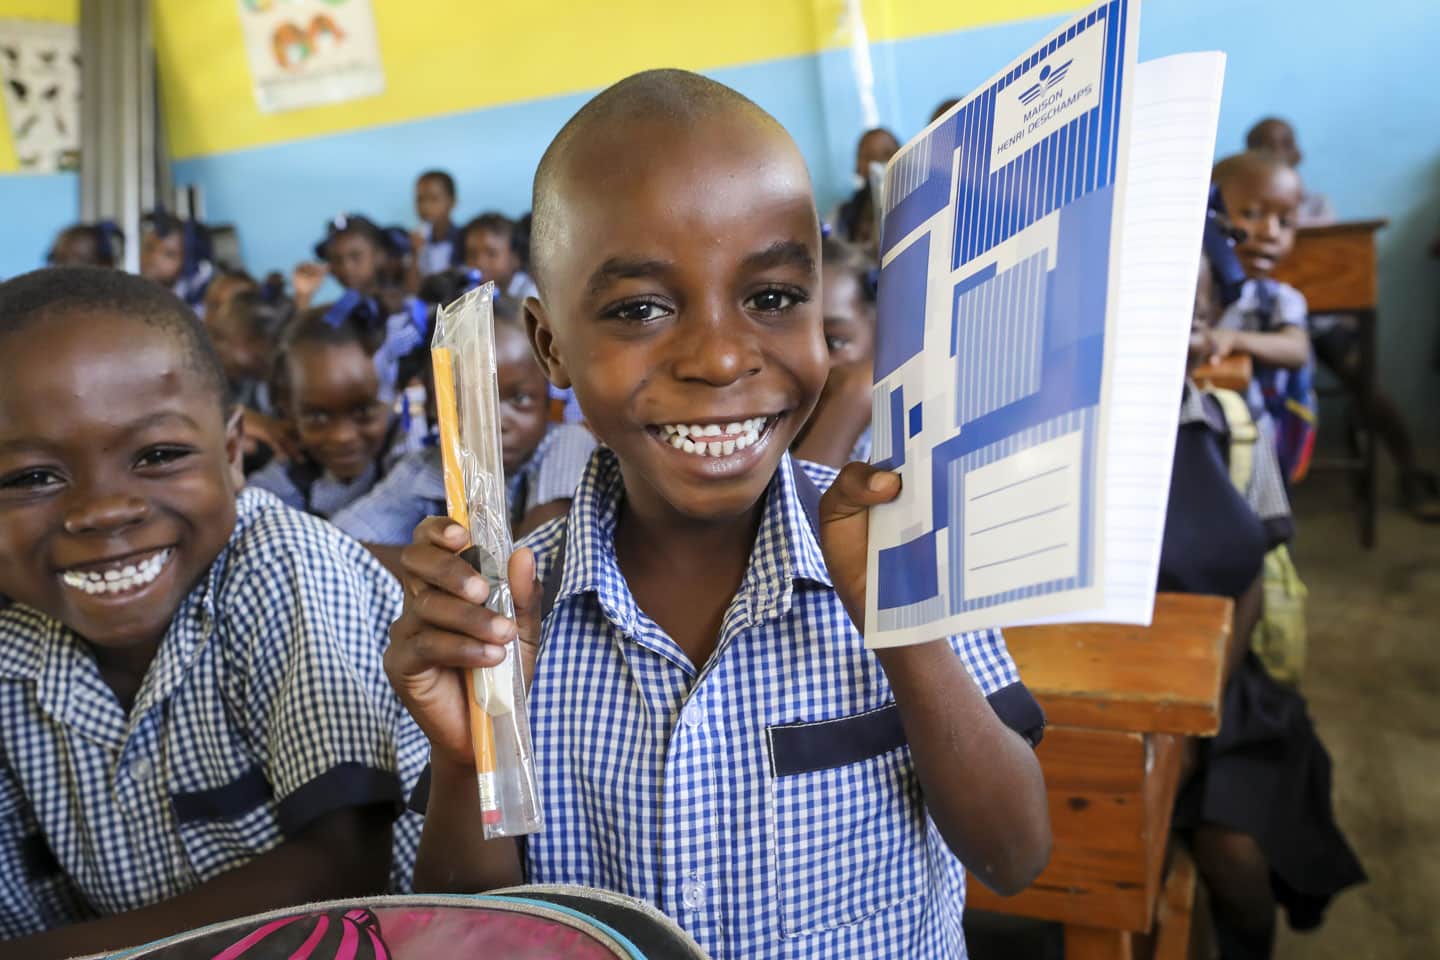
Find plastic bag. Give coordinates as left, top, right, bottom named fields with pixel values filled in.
left=431, top=283, right=543, bottom=838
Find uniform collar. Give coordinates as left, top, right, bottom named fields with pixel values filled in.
left=551, top=450, right=833, bottom=637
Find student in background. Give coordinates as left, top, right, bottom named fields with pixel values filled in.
left=1244, top=117, right=1334, bottom=227
left=1247, top=117, right=1440, bottom=518
left=140, top=211, right=215, bottom=314
left=295, top=214, right=430, bottom=402
left=385, top=69, right=1048, bottom=960
left=1166, top=257, right=1364, bottom=959
left=930, top=99, right=960, bottom=123
left=46, top=221, right=123, bottom=269
left=0, top=267, right=424, bottom=959
left=206, top=288, right=298, bottom=471
left=201, top=267, right=257, bottom=324
left=247, top=305, right=401, bottom=518
left=1198, top=152, right=1312, bottom=464
left=334, top=294, right=597, bottom=576
left=459, top=212, right=539, bottom=300
left=828, top=127, right=900, bottom=251
left=793, top=234, right=876, bottom=468
left=409, top=170, right=461, bottom=281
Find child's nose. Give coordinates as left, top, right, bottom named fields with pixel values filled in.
left=63, top=492, right=150, bottom=536
left=672, top=311, right=762, bottom=386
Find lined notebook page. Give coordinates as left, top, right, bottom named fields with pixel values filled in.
left=1021, top=52, right=1226, bottom=626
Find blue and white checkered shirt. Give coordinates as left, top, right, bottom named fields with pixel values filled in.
left=0, top=489, right=428, bottom=939
left=333, top=425, right=598, bottom=546
left=516, top=448, right=1040, bottom=959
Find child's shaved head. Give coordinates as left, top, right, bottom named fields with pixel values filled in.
left=530, top=68, right=802, bottom=296
left=1213, top=149, right=1300, bottom=194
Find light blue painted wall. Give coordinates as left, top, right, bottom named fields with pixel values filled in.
left=0, top=173, right=78, bottom=279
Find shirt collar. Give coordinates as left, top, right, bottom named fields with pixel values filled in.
left=551, top=449, right=833, bottom=633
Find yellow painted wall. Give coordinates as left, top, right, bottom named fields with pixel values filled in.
left=154, top=0, right=1079, bottom=160
left=0, top=0, right=78, bottom=173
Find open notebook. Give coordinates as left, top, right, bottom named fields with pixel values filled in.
left=864, top=0, right=1226, bottom=647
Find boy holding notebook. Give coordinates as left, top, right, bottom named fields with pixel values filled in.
left=386, top=69, right=1049, bottom=959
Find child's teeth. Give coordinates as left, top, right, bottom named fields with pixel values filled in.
left=62, top=549, right=171, bottom=596
left=722, top=440, right=735, bottom=455
left=677, top=425, right=690, bottom=437
left=703, top=425, right=722, bottom=437
left=670, top=435, right=685, bottom=449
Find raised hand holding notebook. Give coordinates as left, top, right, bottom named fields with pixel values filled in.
left=864, top=0, right=1226, bottom=647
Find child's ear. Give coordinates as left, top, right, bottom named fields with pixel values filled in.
left=224, top=407, right=245, bottom=482
left=524, top=296, right=571, bottom=389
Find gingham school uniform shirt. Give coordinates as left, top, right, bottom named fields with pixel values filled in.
left=517, top=448, right=1043, bottom=960
left=0, top=489, right=428, bottom=939
left=333, top=424, right=598, bottom=546
left=1217, top=277, right=1309, bottom=418
left=247, top=459, right=381, bottom=518
left=1180, top=382, right=1292, bottom=540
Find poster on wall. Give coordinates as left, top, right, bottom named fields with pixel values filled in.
left=237, top=0, right=385, bottom=114
left=0, top=19, right=81, bottom=173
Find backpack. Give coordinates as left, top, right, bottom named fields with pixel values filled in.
left=1252, top=281, right=1318, bottom=484
left=1209, top=388, right=1309, bottom=685
left=99, top=887, right=709, bottom=959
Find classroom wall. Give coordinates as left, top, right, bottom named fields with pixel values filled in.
left=0, top=0, right=78, bottom=279
left=5, top=1, right=1438, bottom=436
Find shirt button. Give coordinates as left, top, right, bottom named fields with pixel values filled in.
left=130, top=756, right=153, bottom=782
left=681, top=879, right=705, bottom=910
left=681, top=701, right=706, bottom=729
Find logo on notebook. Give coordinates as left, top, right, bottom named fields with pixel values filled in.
left=1018, top=59, right=1073, bottom=105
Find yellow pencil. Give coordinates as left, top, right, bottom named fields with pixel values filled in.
left=431, top=346, right=502, bottom=827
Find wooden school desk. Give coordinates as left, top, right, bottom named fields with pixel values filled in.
left=967, top=593, right=1233, bottom=960
left=1272, top=219, right=1388, bottom=548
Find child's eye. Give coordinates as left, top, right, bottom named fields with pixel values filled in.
left=825, top=334, right=850, bottom=353
left=746, top=287, right=809, bottom=314
left=0, top=467, right=65, bottom=491
left=135, top=446, right=194, bottom=470
left=604, top=298, right=673, bottom=324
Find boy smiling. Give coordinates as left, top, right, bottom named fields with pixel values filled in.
left=388, top=71, right=1049, bottom=958
left=0, top=268, right=425, bottom=958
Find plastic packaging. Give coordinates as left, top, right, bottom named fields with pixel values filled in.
left=430, top=283, right=544, bottom=838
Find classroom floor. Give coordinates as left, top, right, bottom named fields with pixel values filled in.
left=1275, top=465, right=1440, bottom=958
left=965, top=459, right=1440, bottom=959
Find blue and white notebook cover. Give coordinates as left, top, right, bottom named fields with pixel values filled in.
left=864, top=0, right=1226, bottom=646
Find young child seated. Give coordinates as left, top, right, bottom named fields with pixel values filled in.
left=1199, top=151, right=1312, bottom=460
left=793, top=234, right=877, bottom=468
left=410, top=170, right=461, bottom=280
left=333, top=294, right=597, bottom=576
left=1248, top=117, right=1440, bottom=518
left=295, top=214, right=430, bottom=402
left=385, top=69, right=1049, bottom=960
left=827, top=127, right=899, bottom=251
left=46, top=221, right=122, bottom=269
left=1166, top=258, right=1364, bottom=959
left=247, top=305, right=402, bottom=518
left=140, top=211, right=215, bottom=315
left=460, top=212, right=539, bottom=301
left=0, top=268, right=425, bottom=959
left=206, top=288, right=297, bottom=471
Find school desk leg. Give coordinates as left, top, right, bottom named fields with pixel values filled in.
left=1064, top=925, right=1134, bottom=960
left=1357, top=307, right=1378, bottom=549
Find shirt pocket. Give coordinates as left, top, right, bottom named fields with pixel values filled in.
left=766, top=703, right=927, bottom=938
left=171, top=763, right=284, bottom=881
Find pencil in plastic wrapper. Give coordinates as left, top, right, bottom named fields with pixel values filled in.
left=431, top=283, right=543, bottom=838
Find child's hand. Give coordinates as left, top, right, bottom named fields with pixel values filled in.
left=291, top=261, right=328, bottom=307
left=818, top=463, right=902, bottom=630
left=384, top=517, right=546, bottom=769
left=1206, top=327, right=1243, bottom=363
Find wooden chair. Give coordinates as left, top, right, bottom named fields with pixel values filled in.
left=967, top=594, right=1232, bottom=959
